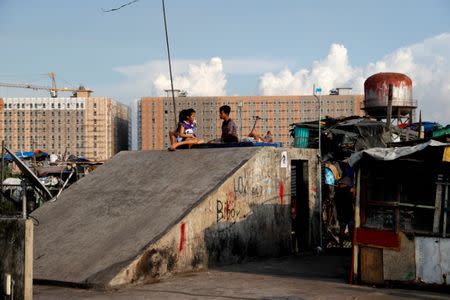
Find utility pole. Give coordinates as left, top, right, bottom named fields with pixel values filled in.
left=162, top=0, right=178, bottom=128
left=313, top=84, right=323, bottom=250
left=238, top=102, right=243, bottom=138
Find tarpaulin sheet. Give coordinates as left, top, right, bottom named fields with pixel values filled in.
left=444, top=146, right=450, bottom=162
left=349, top=140, right=449, bottom=166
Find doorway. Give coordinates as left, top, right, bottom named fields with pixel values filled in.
left=291, top=160, right=309, bottom=252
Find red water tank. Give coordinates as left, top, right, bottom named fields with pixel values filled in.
left=364, top=72, right=416, bottom=118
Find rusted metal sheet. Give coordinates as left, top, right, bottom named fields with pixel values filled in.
left=415, top=237, right=450, bottom=285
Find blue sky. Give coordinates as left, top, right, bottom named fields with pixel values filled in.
left=1, top=0, right=449, bottom=124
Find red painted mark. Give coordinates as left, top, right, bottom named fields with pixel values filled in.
left=356, top=228, right=400, bottom=250
left=179, top=222, right=186, bottom=252
left=224, top=191, right=236, bottom=219
left=279, top=182, right=284, bottom=205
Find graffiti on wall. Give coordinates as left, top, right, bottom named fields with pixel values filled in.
left=215, top=170, right=285, bottom=224
left=216, top=191, right=240, bottom=223
left=233, top=176, right=263, bottom=198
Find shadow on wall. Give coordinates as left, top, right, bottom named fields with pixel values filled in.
left=120, top=196, right=322, bottom=286
left=130, top=202, right=293, bottom=285
left=203, top=202, right=292, bottom=267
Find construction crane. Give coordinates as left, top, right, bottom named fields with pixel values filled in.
left=0, top=72, right=93, bottom=98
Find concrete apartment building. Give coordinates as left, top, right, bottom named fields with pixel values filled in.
left=138, top=93, right=364, bottom=150
left=0, top=95, right=130, bottom=160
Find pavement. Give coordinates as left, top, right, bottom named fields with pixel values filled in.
left=34, top=253, right=450, bottom=300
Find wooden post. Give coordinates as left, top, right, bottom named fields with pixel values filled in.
left=395, top=184, right=401, bottom=233
left=433, top=175, right=443, bottom=234
left=1, top=140, right=4, bottom=203
left=386, top=84, right=393, bottom=133
left=24, top=219, right=33, bottom=300
left=350, top=168, right=361, bottom=283
left=443, top=183, right=449, bottom=238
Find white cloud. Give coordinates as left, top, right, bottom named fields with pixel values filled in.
left=108, top=33, right=450, bottom=124
left=258, top=33, right=450, bottom=124
left=111, top=57, right=290, bottom=98
left=258, top=44, right=362, bottom=96
left=152, top=57, right=227, bottom=96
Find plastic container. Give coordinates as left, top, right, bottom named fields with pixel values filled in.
left=294, top=127, right=309, bottom=148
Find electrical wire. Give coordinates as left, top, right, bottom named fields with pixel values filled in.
left=102, top=0, right=139, bottom=12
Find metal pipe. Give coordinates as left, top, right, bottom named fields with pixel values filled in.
left=313, top=84, right=322, bottom=249
left=238, top=102, right=243, bottom=138
left=21, top=179, right=27, bottom=219
left=386, top=83, right=393, bottom=133
left=53, top=168, right=75, bottom=201
left=1, top=140, right=4, bottom=203
left=162, top=0, right=178, bottom=128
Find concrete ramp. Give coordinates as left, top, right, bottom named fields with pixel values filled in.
left=33, top=147, right=318, bottom=288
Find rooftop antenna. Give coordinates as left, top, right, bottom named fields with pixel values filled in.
left=162, top=0, right=178, bottom=128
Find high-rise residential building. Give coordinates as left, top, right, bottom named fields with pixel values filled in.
left=0, top=96, right=130, bottom=160
left=138, top=94, right=364, bottom=150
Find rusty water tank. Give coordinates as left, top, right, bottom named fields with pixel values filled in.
left=364, top=72, right=417, bottom=118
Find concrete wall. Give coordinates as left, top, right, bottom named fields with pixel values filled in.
left=383, top=233, right=415, bottom=281
left=109, top=148, right=318, bottom=287
left=0, top=218, right=33, bottom=300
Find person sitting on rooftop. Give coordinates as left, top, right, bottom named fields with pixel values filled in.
left=168, top=108, right=204, bottom=151
left=169, top=109, right=187, bottom=146
left=219, top=105, right=239, bottom=143
left=245, top=116, right=274, bottom=143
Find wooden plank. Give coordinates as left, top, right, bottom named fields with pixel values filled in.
left=24, top=219, right=33, bottom=300
left=367, top=201, right=435, bottom=209
left=361, top=246, right=384, bottom=284
left=433, top=181, right=443, bottom=233
left=444, top=185, right=449, bottom=237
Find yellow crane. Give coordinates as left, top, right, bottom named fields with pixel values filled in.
left=0, top=72, right=93, bottom=98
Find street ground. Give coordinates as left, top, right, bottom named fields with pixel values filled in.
left=34, top=252, right=449, bottom=300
